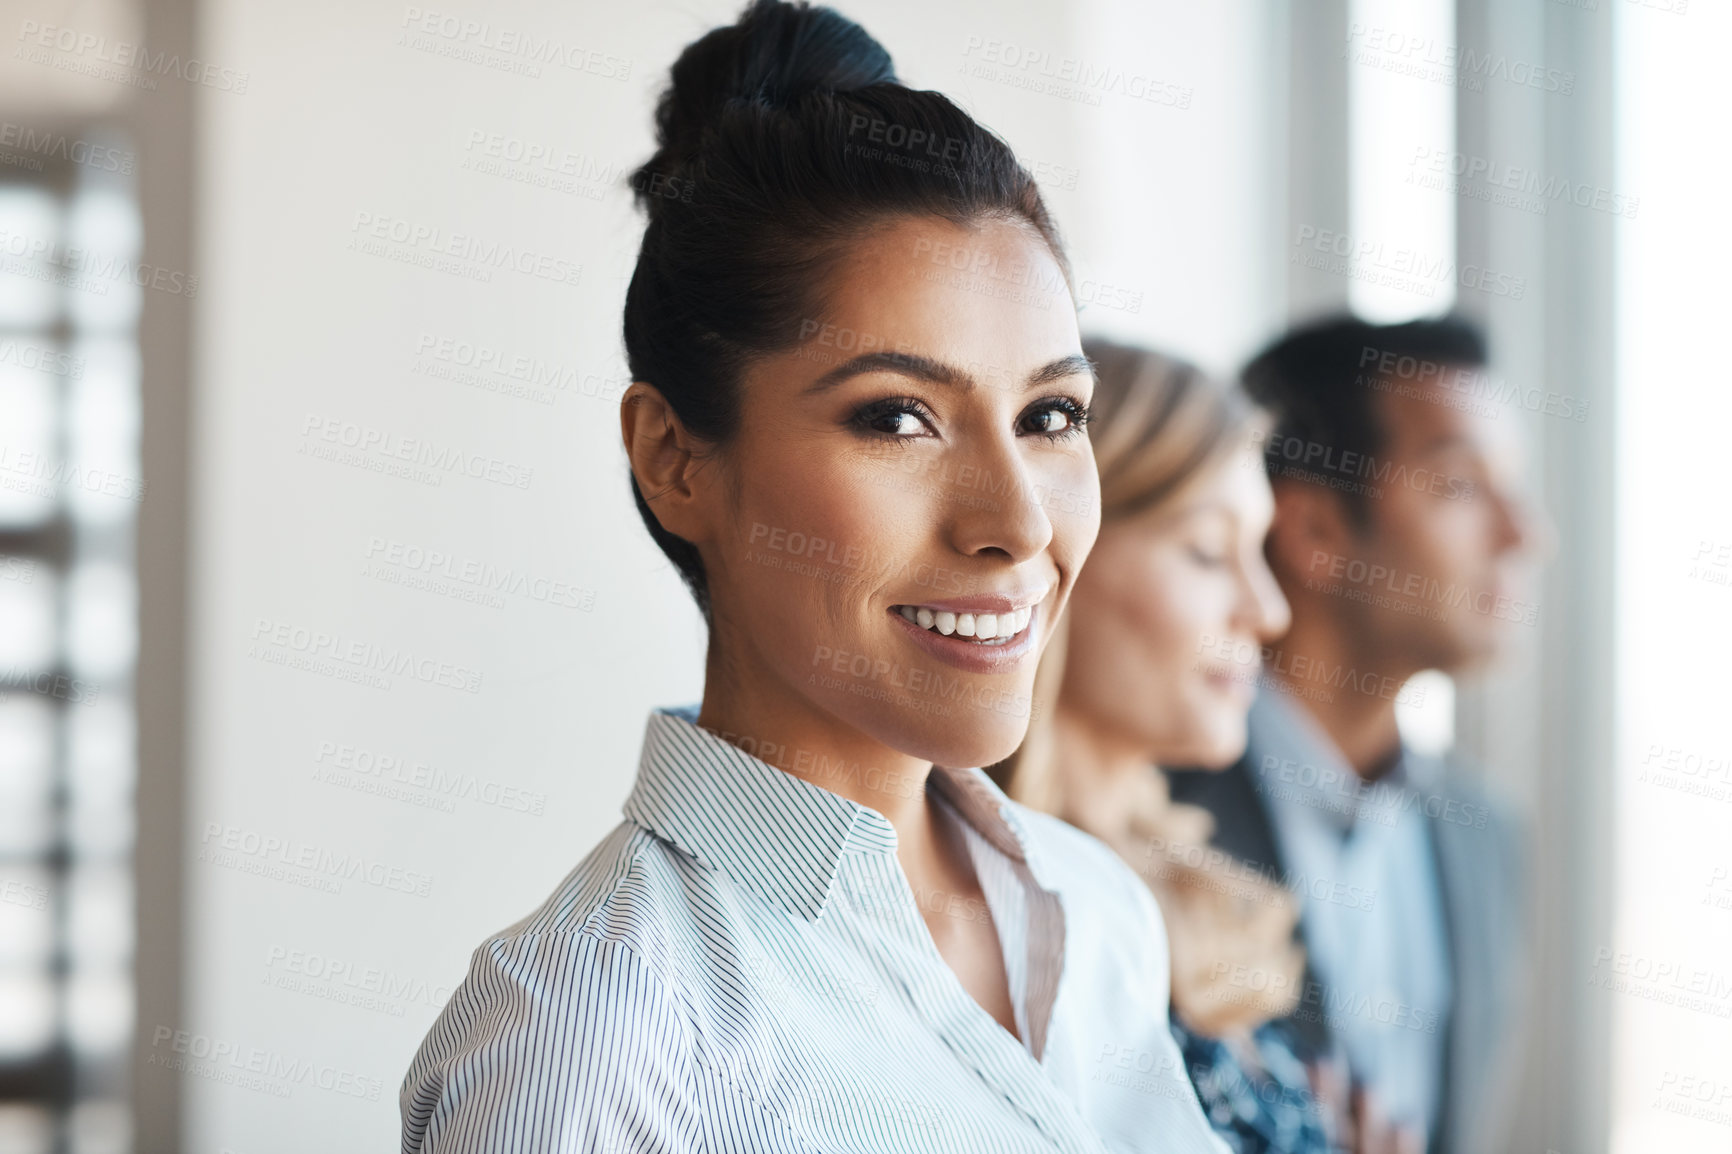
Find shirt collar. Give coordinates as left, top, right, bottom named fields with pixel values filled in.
left=1250, top=689, right=1417, bottom=835
left=624, top=706, right=1042, bottom=922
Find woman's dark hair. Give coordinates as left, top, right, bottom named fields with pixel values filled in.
left=623, top=0, right=1072, bottom=618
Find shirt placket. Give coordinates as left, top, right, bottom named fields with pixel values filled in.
left=837, top=838, right=1104, bottom=1154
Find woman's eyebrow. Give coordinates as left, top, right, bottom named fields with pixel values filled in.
left=804, top=351, right=1094, bottom=395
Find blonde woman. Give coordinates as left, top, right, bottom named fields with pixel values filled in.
left=991, top=339, right=1334, bottom=1153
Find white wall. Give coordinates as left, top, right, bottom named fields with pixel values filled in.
left=182, top=1, right=1276, bottom=1148
left=1613, top=1, right=1732, bottom=1148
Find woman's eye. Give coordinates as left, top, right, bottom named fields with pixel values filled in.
left=1025, top=409, right=1071, bottom=435
left=876, top=410, right=925, bottom=436
left=1187, top=545, right=1228, bottom=568
left=1019, top=398, right=1091, bottom=440
left=851, top=397, right=934, bottom=440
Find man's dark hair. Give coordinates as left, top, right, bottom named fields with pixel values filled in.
left=1241, top=314, right=1489, bottom=527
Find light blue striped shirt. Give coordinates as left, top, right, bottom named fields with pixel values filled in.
left=1252, top=692, right=1453, bottom=1142
left=401, top=707, right=1229, bottom=1153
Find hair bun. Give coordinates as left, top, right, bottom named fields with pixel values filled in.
left=639, top=0, right=896, bottom=195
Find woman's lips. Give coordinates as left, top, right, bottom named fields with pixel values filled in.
left=887, top=602, right=1041, bottom=675
left=1205, top=666, right=1256, bottom=703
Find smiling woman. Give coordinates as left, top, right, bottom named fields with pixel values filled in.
left=398, top=2, right=1228, bottom=1152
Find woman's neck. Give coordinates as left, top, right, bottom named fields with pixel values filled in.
left=1047, top=702, right=1158, bottom=844
left=695, top=649, right=936, bottom=836
left=692, top=693, right=935, bottom=828
left=696, top=684, right=973, bottom=932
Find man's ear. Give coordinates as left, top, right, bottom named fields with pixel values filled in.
left=1266, top=480, right=1358, bottom=588
left=620, top=382, right=715, bottom=545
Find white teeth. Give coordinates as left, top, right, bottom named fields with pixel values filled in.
left=895, top=604, right=1035, bottom=642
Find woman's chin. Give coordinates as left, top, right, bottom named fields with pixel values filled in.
left=1160, top=724, right=1248, bottom=771
left=900, top=715, right=1030, bottom=772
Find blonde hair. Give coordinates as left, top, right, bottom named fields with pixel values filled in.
left=991, top=338, right=1302, bottom=1035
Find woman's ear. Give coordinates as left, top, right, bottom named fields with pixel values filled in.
left=620, top=382, right=716, bottom=545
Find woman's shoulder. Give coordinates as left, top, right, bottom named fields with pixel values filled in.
left=402, top=823, right=719, bottom=1148
left=470, top=819, right=718, bottom=978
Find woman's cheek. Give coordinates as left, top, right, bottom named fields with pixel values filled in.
left=1037, top=438, right=1096, bottom=501
left=1140, top=555, right=1220, bottom=678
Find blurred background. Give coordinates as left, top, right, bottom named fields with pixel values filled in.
left=0, top=0, right=1724, bottom=1150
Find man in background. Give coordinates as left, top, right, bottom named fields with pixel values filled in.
left=1168, top=315, right=1544, bottom=1154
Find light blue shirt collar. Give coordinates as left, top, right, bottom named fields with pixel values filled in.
left=1248, top=690, right=1422, bottom=834
left=624, top=705, right=1048, bottom=923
